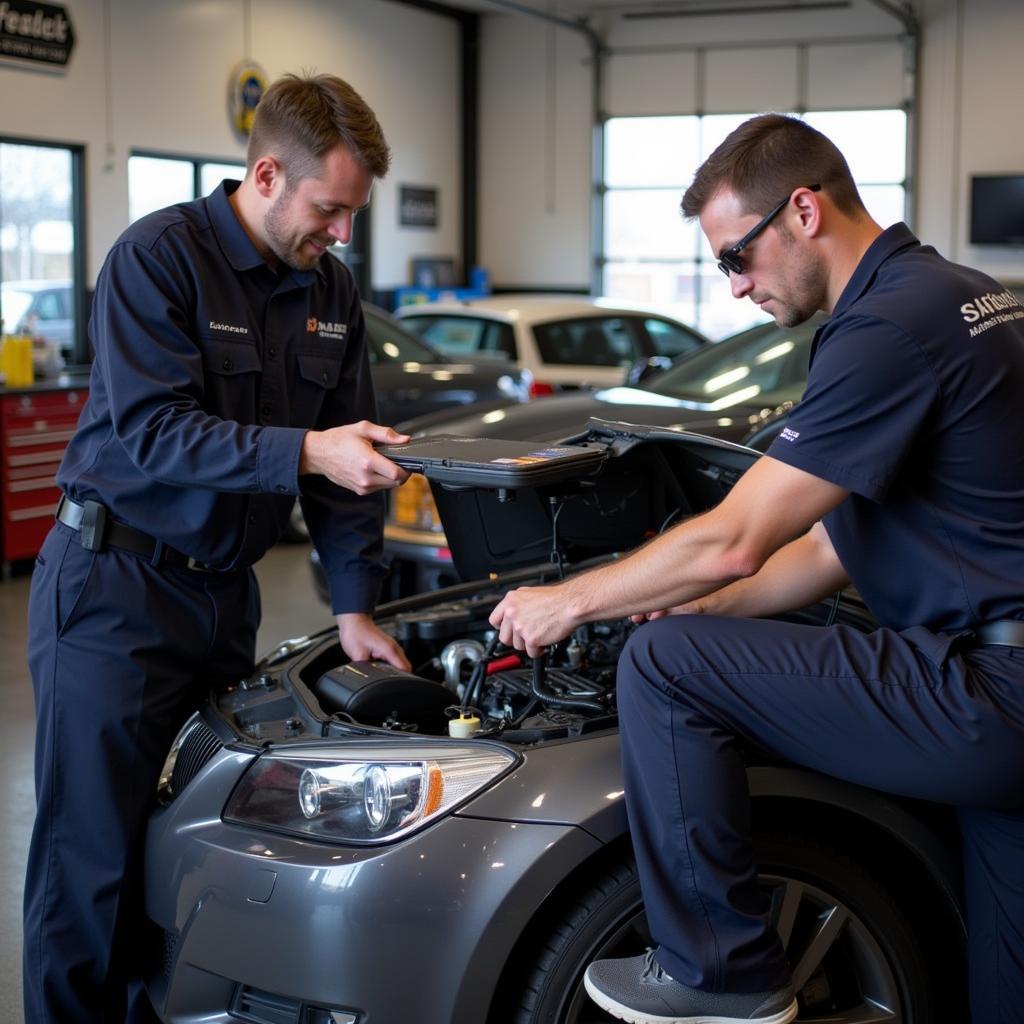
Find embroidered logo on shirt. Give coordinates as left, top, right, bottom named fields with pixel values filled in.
left=960, top=288, right=1024, bottom=338
left=209, top=320, right=248, bottom=334
left=306, top=317, right=348, bottom=341
left=779, top=427, right=800, bottom=442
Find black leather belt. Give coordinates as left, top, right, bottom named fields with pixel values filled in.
left=57, top=496, right=224, bottom=572
left=973, top=620, right=1024, bottom=648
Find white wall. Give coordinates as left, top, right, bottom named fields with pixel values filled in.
left=0, top=0, right=461, bottom=290
left=479, top=13, right=592, bottom=289
left=477, top=0, right=1024, bottom=290
left=916, top=0, right=1023, bottom=284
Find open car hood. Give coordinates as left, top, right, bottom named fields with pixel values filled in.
left=422, top=417, right=760, bottom=581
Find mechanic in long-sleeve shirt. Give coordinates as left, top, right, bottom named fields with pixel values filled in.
left=24, top=73, right=409, bottom=1024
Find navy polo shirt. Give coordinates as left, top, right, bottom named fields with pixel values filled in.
left=766, top=223, right=1024, bottom=633
left=58, top=181, right=384, bottom=613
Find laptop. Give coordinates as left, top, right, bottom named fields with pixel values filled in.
left=377, top=434, right=608, bottom=489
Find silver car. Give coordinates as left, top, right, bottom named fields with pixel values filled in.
left=144, top=421, right=966, bottom=1024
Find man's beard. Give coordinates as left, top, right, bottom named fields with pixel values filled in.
left=768, top=227, right=826, bottom=327
left=264, top=191, right=321, bottom=272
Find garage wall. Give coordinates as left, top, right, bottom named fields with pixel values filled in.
left=0, top=0, right=461, bottom=290
left=477, top=0, right=1024, bottom=291
left=479, top=13, right=593, bottom=290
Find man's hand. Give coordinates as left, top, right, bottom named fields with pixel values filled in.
left=336, top=612, right=411, bottom=671
left=489, top=582, right=579, bottom=657
left=300, top=421, right=411, bottom=494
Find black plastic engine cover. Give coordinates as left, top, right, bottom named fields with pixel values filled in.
left=313, top=661, right=453, bottom=732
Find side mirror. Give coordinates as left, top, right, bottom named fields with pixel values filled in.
left=627, top=355, right=672, bottom=386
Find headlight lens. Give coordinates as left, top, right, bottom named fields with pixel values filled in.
left=224, top=743, right=516, bottom=844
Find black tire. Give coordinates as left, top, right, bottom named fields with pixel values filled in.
left=506, top=831, right=944, bottom=1024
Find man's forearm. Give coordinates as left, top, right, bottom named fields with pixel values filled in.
left=694, top=529, right=849, bottom=619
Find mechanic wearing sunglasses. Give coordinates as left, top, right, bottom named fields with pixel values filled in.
left=492, top=113, right=1024, bottom=1024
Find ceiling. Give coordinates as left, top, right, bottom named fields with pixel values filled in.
left=435, top=0, right=913, bottom=27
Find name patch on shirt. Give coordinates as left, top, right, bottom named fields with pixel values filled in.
left=960, top=288, right=1024, bottom=337
left=779, top=427, right=800, bottom=442
left=209, top=320, right=249, bottom=335
left=306, top=317, right=348, bottom=341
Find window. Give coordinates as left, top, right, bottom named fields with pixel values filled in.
left=603, top=110, right=907, bottom=339
left=362, top=308, right=444, bottom=364
left=0, top=138, right=85, bottom=364
left=401, top=315, right=518, bottom=362
left=532, top=316, right=639, bottom=368
left=128, top=152, right=246, bottom=224
left=642, top=317, right=705, bottom=359
left=127, top=151, right=372, bottom=297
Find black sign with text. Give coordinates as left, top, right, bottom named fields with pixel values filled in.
left=399, top=186, right=439, bottom=229
left=0, top=1, right=75, bottom=68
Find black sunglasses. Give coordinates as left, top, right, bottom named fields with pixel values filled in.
left=717, top=184, right=821, bottom=277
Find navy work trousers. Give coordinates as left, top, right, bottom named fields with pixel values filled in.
left=24, top=522, right=260, bottom=1024
left=617, top=614, right=1024, bottom=1023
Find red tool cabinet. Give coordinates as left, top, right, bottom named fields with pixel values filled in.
left=1, top=384, right=86, bottom=571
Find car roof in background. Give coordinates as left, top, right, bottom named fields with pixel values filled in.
left=1, top=277, right=72, bottom=293
left=396, top=294, right=702, bottom=328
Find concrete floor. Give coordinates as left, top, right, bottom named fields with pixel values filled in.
left=0, top=540, right=331, bottom=1023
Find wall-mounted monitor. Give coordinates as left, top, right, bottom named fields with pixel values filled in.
left=970, top=175, right=1024, bottom=245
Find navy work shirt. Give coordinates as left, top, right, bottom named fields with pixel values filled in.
left=767, top=223, right=1024, bottom=633
left=58, top=181, right=384, bottom=613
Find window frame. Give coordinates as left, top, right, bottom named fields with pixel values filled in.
left=600, top=108, right=909, bottom=338
left=0, top=134, right=87, bottom=367
left=128, top=149, right=373, bottom=298
left=129, top=149, right=247, bottom=211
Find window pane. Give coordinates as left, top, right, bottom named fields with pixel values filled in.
left=362, top=309, right=439, bottom=363
left=129, top=156, right=194, bottom=223
left=699, top=114, right=762, bottom=161
left=532, top=316, right=639, bottom=367
left=604, top=260, right=698, bottom=324
left=654, top=320, right=817, bottom=408
left=200, top=162, right=245, bottom=195
left=643, top=317, right=704, bottom=358
left=605, top=190, right=698, bottom=260
left=859, top=184, right=906, bottom=228
left=802, top=110, right=906, bottom=183
left=605, top=116, right=699, bottom=187
left=696, top=266, right=771, bottom=340
left=0, top=141, right=77, bottom=360
left=400, top=315, right=495, bottom=357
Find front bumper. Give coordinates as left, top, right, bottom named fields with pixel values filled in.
left=144, top=745, right=600, bottom=1024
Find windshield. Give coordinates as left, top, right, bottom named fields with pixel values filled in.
left=363, top=308, right=443, bottom=364
left=647, top=320, right=819, bottom=408
left=1, top=288, right=33, bottom=331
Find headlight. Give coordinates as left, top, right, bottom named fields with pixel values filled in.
left=223, top=742, right=516, bottom=844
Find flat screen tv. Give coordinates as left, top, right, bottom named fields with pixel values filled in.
left=969, top=175, right=1024, bottom=245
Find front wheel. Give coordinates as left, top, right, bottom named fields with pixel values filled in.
left=505, top=832, right=949, bottom=1023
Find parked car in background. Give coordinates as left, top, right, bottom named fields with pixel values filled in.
left=1, top=277, right=74, bottom=360
left=146, top=421, right=966, bottom=1024
left=362, top=317, right=819, bottom=597
left=395, top=295, right=710, bottom=396
left=283, top=304, right=528, bottom=542
left=362, top=302, right=527, bottom=422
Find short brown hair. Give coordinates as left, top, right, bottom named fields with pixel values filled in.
left=247, top=73, right=391, bottom=183
left=681, top=113, right=865, bottom=220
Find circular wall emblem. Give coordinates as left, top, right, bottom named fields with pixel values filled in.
left=230, top=62, right=268, bottom=138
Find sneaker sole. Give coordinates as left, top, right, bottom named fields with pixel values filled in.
left=582, top=974, right=799, bottom=1024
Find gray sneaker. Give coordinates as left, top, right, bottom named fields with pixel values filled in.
left=583, top=950, right=798, bottom=1024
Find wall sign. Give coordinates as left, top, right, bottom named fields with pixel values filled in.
left=399, top=186, right=439, bottom=229
left=230, top=61, right=268, bottom=138
left=0, top=1, right=75, bottom=68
